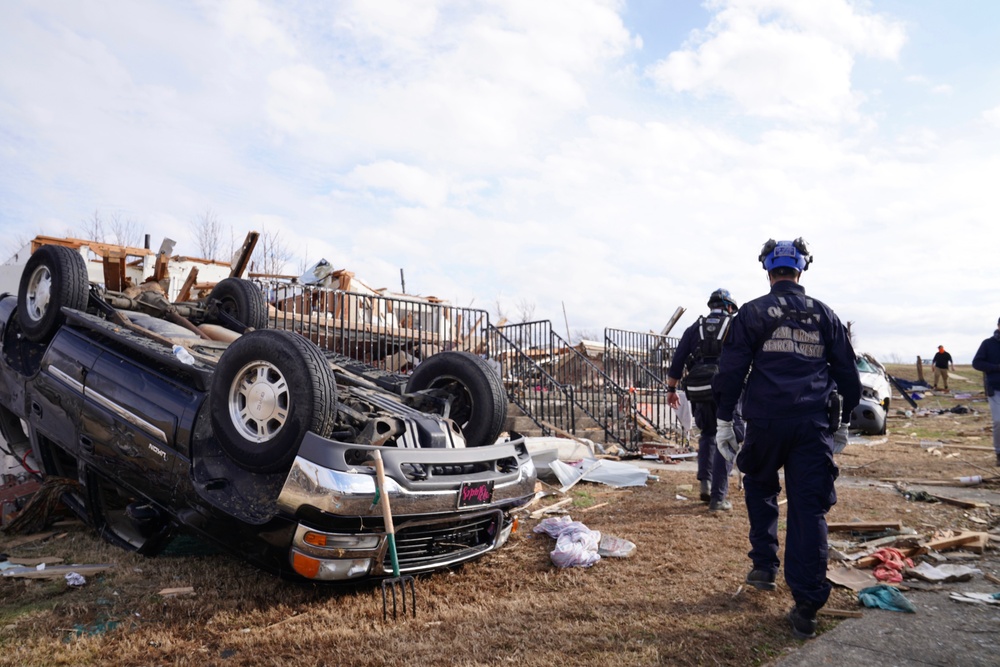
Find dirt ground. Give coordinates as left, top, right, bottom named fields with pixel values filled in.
left=1, top=364, right=998, bottom=667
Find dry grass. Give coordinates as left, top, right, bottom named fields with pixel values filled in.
left=1, top=364, right=997, bottom=667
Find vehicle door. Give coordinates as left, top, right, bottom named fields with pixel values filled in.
left=30, top=328, right=102, bottom=459
left=79, top=348, right=200, bottom=504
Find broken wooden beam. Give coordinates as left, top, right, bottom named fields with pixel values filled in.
left=828, top=521, right=903, bottom=533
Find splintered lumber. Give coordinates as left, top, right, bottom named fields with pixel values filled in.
left=828, top=521, right=903, bottom=533
left=158, top=587, right=196, bottom=597
left=579, top=502, right=609, bottom=513
left=923, top=531, right=989, bottom=553
left=529, top=498, right=573, bottom=519
left=926, top=494, right=989, bottom=509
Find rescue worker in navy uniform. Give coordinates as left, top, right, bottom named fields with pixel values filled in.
left=713, top=238, right=861, bottom=640
left=666, top=289, right=741, bottom=511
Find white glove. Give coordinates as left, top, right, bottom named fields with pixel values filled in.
left=716, top=419, right=740, bottom=463
left=833, top=424, right=849, bottom=454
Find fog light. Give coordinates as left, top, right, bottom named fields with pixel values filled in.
left=292, top=552, right=321, bottom=579
left=291, top=550, right=373, bottom=580
left=496, top=521, right=514, bottom=548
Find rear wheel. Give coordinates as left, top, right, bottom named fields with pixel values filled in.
left=17, top=245, right=89, bottom=342
left=405, top=351, right=506, bottom=447
left=211, top=329, right=337, bottom=473
left=207, top=278, right=268, bottom=331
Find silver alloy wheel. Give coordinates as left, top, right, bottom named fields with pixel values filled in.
left=24, top=265, right=53, bottom=324
left=229, top=360, right=290, bottom=443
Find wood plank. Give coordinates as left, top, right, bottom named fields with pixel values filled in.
left=579, top=502, right=609, bottom=513
left=926, top=494, right=989, bottom=509
left=529, top=498, right=573, bottom=519
left=922, top=531, right=988, bottom=552
left=176, top=266, right=199, bottom=302
left=828, top=521, right=902, bottom=533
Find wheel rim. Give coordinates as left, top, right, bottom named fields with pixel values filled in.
left=229, top=360, right=290, bottom=443
left=427, top=375, right=474, bottom=427
left=25, top=265, right=53, bottom=323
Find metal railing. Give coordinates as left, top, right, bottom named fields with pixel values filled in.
left=604, top=328, right=682, bottom=447
left=248, top=280, right=681, bottom=450
left=490, top=321, right=635, bottom=448
left=255, top=281, right=491, bottom=373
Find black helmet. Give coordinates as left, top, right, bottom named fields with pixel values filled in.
left=708, top=288, right=737, bottom=311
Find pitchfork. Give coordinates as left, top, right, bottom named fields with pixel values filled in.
left=369, top=449, right=416, bottom=621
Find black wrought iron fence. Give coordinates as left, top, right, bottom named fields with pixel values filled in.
left=604, top=328, right=682, bottom=447
left=253, top=281, right=492, bottom=373
left=490, top=321, right=634, bottom=448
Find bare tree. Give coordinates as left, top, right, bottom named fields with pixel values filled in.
left=493, top=297, right=508, bottom=325
left=79, top=210, right=143, bottom=247
left=573, top=328, right=602, bottom=344
left=191, top=209, right=224, bottom=260
left=82, top=210, right=104, bottom=241
left=515, top=297, right=536, bottom=323
left=251, top=228, right=294, bottom=276
left=107, top=211, right=143, bottom=247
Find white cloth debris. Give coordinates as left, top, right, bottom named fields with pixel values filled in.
left=533, top=516, right=602, bottom=568
left=65, top=572, right=87, bottom=587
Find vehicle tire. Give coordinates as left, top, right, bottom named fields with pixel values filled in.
left=86, top=468, right=172, bottom=556
left=17, top=245, right=89, bottom=343
left=211, top=329, right=337, bottom=473
left=208, top=278, right=269, bottom=331
left=405, top=351, right=506, bottom=447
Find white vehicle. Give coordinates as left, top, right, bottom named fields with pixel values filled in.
left=851, top=353, right=892, bottom=435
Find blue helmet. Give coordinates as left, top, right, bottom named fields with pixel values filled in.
left=707, top=288, right=737, bottom=311
left=759, top=237, right=813, bottom=272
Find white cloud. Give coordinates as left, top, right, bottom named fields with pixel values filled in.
left=214, top=0, right=297, bottom=56
left=646, top=0, right=905, bottom=123
left=983, top=105, right=1000, bottom=127
left=905, top=75, right=953, bottom=95
left=345, top=161, right=450, bottom=208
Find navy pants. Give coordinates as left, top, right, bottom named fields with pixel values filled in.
left=736, top=415, right=838, bottom=612
left=692, top=400, right=736, bottom=502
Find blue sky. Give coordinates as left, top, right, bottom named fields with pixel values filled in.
left=2, top=0, right=999, bottom=363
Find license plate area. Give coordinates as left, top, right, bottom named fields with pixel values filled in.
left=457, top=480, right=494, bottom=508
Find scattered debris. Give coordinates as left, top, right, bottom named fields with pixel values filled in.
left=828, top=521, right=903, bottom=533
left=827, top=565, right=878, bottom=591
left=597, top=534, right=636, bottom=558
left=528, top=498, right=573, bottom=520
left=1, top=563, right=113, bottom=580
left=65, top=572, right=87, bottom=587
left=533, top=516, right=602, bottom=568
left=949, top=592, right=1000, bottom=606
left=3, top=477, right=82, bottom=535
left=858, top=584, right=917, bottom=613
left=905, top=562, right=980, bottom=583
left=158, top=587, right=196, bottom=598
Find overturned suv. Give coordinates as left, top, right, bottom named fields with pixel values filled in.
left=0, top=245, right=535, bottom=582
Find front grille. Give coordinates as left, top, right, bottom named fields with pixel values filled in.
left=389, top=511, right=501, bottom=571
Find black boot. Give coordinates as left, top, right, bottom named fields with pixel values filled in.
left=788, top=606, right=817, bottom=639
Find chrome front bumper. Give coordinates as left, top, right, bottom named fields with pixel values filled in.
left=276, top=433, right=536, bottom=580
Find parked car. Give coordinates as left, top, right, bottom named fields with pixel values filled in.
left=0, top=245, right=535, bottom=582
left=850, top=353, right=892, bottom=435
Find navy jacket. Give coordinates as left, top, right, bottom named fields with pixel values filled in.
left=972, top=331, right=1000, bottom=392
left=713, top=281, right=861, bottom=424
left=667, top=309, right=732, bottom=381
